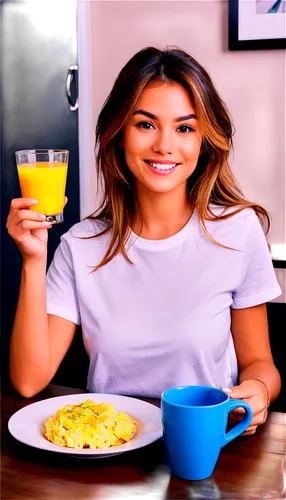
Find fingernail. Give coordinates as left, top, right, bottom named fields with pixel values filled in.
left=222, top=388, right=232, bottom=393
left=30, top=199, right=38, bottom=205
left=38, top=213, right=46, bottom=219
left=41, top=221, right=52, bottom=226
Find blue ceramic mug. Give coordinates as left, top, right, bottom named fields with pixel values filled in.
left=161, top=385, right=253, bottom=481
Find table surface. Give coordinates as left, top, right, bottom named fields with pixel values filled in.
left=1, top=379, right=286, bottom=500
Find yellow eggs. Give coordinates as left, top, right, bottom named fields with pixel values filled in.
left=44, top=399, right=137, bottom=449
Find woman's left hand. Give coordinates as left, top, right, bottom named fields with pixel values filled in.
left=222, top=379, right=269, bottom=435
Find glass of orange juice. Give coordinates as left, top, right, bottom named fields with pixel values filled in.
left=15, top=149, right=69, bottom=224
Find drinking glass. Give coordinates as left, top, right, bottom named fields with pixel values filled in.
left=15, top=149, right=68, bottom=224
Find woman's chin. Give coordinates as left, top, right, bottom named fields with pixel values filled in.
left=141, top=181, right=182, bottom=194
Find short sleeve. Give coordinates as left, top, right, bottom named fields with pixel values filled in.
left=46, top=231, right=81, bottom=324
left=231, top=213, right=281, bottom=309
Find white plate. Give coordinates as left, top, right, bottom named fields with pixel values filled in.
left=8, top=393, right=163, bottom=458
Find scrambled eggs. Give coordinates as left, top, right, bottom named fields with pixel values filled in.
left=44, top=399, right=137, bottom=449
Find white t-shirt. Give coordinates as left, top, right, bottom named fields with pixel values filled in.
left=46, top=206, right=281, bottom=397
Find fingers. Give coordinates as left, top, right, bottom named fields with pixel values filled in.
left=15, top=209, right=46, bottom=223
left=223, top=381, right=270, bottom=437
left=10, top=198, right=38, bottom=212
left=229, top=411, right=245, bottom=422
left=228, top=406, right=268, bottom=436
left=228, top=417, right=258, bottom=436
left=229, top=407, right=246, bottom=416
left=223, top=383, right=254, bottom=401
left=240, top=411, right=268, bottom=435
left=230, top=402, right=265, bottom=418
left=9, top=196, right=68, bottom=217
left=6, top=199, right=53, bottom=243
left=7, top=207, right=48, bottom=230
left=7, top=199, right=39, bottom=226
left=10, top=196, right=68, bottom=210
left=19, top=220, right=52, bottom=232
left=241, top=427, right=257, bottom=436
left=7, top=218, right=52, bottom=240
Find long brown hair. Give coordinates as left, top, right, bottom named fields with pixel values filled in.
left=87, top=46, right=269, bottom=271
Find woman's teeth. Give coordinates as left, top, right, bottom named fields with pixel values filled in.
left=146, top=161, right=177, bottom=171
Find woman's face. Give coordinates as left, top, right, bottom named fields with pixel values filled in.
left=121, top=81, right=203, bottom=195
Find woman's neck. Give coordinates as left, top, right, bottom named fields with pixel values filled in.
left=132, top=184, right=193, bottom=240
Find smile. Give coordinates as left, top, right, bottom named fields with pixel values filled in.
left=144, top=160, right=180, bottom=175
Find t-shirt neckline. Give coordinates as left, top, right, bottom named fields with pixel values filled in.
left=127, top=210, right=197, bottom=251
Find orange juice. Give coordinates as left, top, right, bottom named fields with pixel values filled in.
left=17, top=162, right=67, bottom=215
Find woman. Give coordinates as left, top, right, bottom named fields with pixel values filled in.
left=7, top=46, right=281, bottom=435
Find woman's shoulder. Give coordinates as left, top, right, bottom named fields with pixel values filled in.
left=55, top=217, right=112, bottom=265
left=204, top=204, right=263, bottom=249
left=58, top=218, right=112, bottom=255
left=207, top=204, right=258, bottom=228
left=65, top=217, right=111, bottom=238
left=208, top=203, right=255, bottom=218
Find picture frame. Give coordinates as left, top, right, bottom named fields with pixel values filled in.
left=229, top=0, right=286, bottom=50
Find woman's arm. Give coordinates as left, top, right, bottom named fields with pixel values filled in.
left=7, top=197, right=77, bottom=398
left=10, top=259, right=77, bottom=398
left=231, top=303, right=281, bottom=402
left=228, top=303, right=281, bottom=434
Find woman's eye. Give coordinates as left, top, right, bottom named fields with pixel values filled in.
left=135, top=122, right=194, bottom=133
left=136, top=121, right=154, bottom=130
left=177, top=125, right=194, bottom=133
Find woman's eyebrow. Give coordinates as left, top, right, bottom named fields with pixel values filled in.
left=132, top=109, right=197, bottom=121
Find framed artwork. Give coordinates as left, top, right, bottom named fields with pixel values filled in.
left=229, top=0, right=286, bottom=50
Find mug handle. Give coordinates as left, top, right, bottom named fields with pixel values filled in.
left=222, top=398, right=253, bottom=446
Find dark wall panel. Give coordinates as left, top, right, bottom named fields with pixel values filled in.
left=1, top=0, right=80, bottom=376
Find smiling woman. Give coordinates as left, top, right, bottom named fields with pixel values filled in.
left=7, top=46, right=281, bottom=438
left=122, top=82, right=202, bottom=190
left=91, top=47, right=265, bottom=265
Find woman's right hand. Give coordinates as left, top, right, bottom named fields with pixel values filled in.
left=6, top=198, right=52, bottom=262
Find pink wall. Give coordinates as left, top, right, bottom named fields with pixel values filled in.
left=83, top=0, right=285, bottom=247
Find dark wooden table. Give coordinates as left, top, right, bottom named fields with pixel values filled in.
left=1, top=379, right=285, bottom=499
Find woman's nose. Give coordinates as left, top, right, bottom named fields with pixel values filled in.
left=152, top=130, right=174, bottom=155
